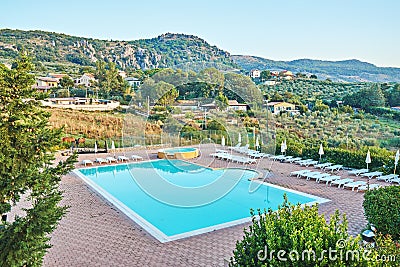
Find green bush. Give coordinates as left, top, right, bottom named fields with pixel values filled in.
left=363, top=186, right=400, bottom=241
left=229, top=197, right=369, bottom=266
left=280, top=137, right=395, bottom=173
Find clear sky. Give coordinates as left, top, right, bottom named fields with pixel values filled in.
left=1, top=0, right=399, bottom=67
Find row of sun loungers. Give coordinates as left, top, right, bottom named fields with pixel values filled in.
left=226, top=149, right=398, bottom=186
left=210, top=152, right=257, bottom=164
left=289, top=169, right=384, bottom=192
left=346, top=169, right=400, bottom=184
left=277, top=156, right=343, bottom=172
left=82, top=155, right=143, bottom=166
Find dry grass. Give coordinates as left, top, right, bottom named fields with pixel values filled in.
left=48, top=108, right=124, bottom=139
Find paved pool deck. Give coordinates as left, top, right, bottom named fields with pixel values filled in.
left=43, top=145, right=388, bottom=266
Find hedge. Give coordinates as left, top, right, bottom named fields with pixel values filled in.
left=277, top=139, right=396, bottom=173
left=363, top=186, right=400, bottom=241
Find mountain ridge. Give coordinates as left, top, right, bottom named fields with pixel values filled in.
left=0, top=29, right=399, bottom=82
left=231, top=55, right=400, bottom=82
left=0, top=29, right=238, bottom=72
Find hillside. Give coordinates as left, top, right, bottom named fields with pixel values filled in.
left=0, top=29, right=238, bottom=72
left=232, top=55, right=400, bottom=83
left=1, top=29, right=399, bottom=83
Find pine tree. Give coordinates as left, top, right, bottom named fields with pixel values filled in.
left=0, top=54, right=76, bottom=266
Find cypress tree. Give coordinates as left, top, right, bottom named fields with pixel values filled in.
left=0, top=54, right=76, bottom=266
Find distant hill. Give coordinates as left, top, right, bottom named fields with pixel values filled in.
left=0, top=29, right=238, bottom=72
left=1, top=29, right=399, bottom=83
left=232, top=55, right=400, bottom=82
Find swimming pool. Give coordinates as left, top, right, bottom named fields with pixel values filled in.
left=75, top=160, right=328, bottom=242
left=158, top=147, right=199, bottom=159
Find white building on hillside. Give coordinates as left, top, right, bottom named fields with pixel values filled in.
left=74, top=73, right=96, bottom=87
left=125, top=77, right=141, bottom=88
left=249, top=69, right=261, bottom=78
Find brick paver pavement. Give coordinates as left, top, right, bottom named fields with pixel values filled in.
left=43, top=146, right=389, bottom=266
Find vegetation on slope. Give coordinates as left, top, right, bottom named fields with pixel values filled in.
left=0, top=29, right=238, bottom=73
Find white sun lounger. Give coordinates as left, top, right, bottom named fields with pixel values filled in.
left=220, top=154, right=233, bottom=161
left=118, top=155, right=129, bottom=162
left=231, top=156, right=255, bottom=164
left=94, top=158, right=107, bottom=164
left=361, top=171, right=383, bottom=179
left=317, top=175, right=341, bottom=184
left=285, top=157, right=302, bottom=163
left=273, top=155, right=293, bottom=162
left=295, top=159, right=313, bottom=165
left=289, top=169, right=311, bottom=177
left=305, top=172, right=330, bottom=181
left=82, top=159, right=94, bottom=166
left=106, top=157, right=117, bottom=163
left=314, top=162, right=333, bottom=169
left=348, top=169, right=369, bottom=176
left=247, top=152, right=267, bottom=158
left=131, top=155, right=143, bottom=161
left=376, top=174, right=398, bottom=182
left=390, top=177, right=400, bottom=184
left=331, top=178, right=354, bottom=188
left=357, top=184, right=381, bottom=192
left=343, top=181, right=367, bottom=191
left=300, top=160, right=319, bottom=167
left=299, top=171, right=320, bottom=179
left=270, top=155, right=286, bottom=161
left=325, top=165, right=343, bottom=172
left=306, top=173, right=331, bottom=181
left=228, top=143, right=241, bottom=150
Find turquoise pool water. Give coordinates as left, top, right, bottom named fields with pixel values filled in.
left=76, top=160, right=325, bottom=242
left=163, top=147, right=197, bottom=153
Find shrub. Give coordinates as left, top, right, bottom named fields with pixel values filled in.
left=363, top=186, right=400, bottom=241
left=229, top=197, right=369, bottom=266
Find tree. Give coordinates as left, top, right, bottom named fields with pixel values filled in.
left=224, top=73, right=263, bottom=105
left=260, top=70, right=271, bottom=81
left=0, top=55, right=76, bottom=265
left=59, top=76, right=74, bottom=88
left=230, top=197, right=369, bottom=266
left=197, top=68, right=224, bottom=89
left=215, top=91, right=228, bottom=110
left=343, top=84, right=385, bottom=111
left=310, top=74, right=318, bottom=79
left=313, top=99, right=330, bottom=111
left=385, top=84, right=400, bottom=107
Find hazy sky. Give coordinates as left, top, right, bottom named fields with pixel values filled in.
left=1, top=0, right=399, bottom=67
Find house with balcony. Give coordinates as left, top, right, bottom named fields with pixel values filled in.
left=74, top=73, right=96, bottom=87
left=266, top=101, right=297, bottom=115
left=125, top=77, right=141, bottom=88
left=249, top=69, right=261, bottom=79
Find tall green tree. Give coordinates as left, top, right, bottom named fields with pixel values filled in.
left=260, top=70, right=271, bottom=81
left=385, top=84, right=400, bottom=107
left=0, top=55, right=76, bottom=266
left=215, top=91, right=229, bottom=110
left=197, top=68, right=224, bottom=90
left=59, top=76, right=74, bottom=88
left=343, top=84, right=385, bottom=110
left=224, top=73, right=263, bottom=106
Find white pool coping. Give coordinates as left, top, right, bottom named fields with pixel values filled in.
left=73, top=163, right=330, bottom=243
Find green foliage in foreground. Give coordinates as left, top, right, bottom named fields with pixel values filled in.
left=363, top=186, right=400, bottom=241
left=0, top=55, right=76, bottom=266
left=230, top=197, right=399, bottom=266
